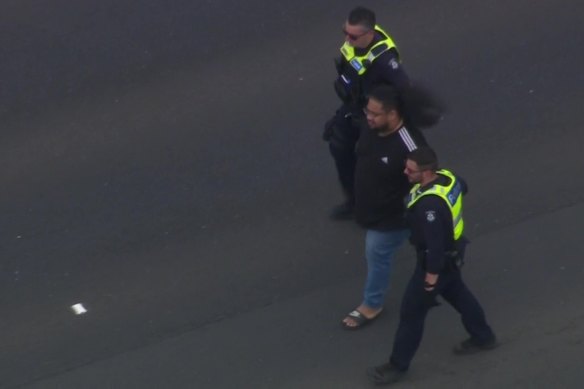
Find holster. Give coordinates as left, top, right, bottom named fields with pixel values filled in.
left=445, top=250, right=464, bottom=270
left=325, top=105, right=364, bottom=147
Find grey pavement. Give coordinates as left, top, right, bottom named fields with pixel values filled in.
left=22, top=203, right=584, bottom=388
left=1, top=0, right=583, bottom=388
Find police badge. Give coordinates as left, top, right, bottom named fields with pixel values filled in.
left=425, top=211, right=436, bottom=222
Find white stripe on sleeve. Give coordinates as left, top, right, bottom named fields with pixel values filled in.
left=398, top=127, right=418, bottom=151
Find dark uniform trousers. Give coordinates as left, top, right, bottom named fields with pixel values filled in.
left=327, top=104, right=365, bottom=203
left=389, top=257, right=495, bottom=371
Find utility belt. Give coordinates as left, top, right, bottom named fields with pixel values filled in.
left=416, top=249, right=465, bottom=272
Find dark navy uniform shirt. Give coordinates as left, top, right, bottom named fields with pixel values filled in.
left=407, top=174, right=468, bottom=273
left=338, top=31, right=410, bottom=108
left=354, top=36, right=410, bottom=94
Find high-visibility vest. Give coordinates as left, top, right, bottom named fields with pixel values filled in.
left=340, top=25, right=399, bottom=75
left=407, top=169, right=464, bottom=240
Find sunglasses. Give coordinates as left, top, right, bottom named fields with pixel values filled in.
left=342, top=27, right=370, bottom=41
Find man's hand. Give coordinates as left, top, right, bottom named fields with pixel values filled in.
left=424, top=273, right=439, bottom=291
left=422, top=272, right=440, bottom=307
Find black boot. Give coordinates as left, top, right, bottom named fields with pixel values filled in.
left=367, top=362, right=406, bottom=385
left=453, top=337, right=498, bottom=355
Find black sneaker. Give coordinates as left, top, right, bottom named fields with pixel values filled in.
left=453, top=337, right=498, bottom=355
left=329, top=201, right=354, bottom=220
left=366, top=362, right=406, bottom=385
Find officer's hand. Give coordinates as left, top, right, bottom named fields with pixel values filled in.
left=424, top=273, right=439, bottom=289
left=322, top=117, right=335, bottom=141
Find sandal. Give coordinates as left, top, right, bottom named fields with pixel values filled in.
left=341, top=309, right=382, bottom=330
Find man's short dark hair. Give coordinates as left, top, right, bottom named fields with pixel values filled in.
left=407, top=146, right=439, bottom=171
left=348, top=7, right=376, bottom=31
left=367, top=85, right=403, bottom=115
left=370, top=84, right=447, bottom=130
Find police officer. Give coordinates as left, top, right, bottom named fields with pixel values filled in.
left=367, top=146, right=497, bottom=385
left=324, top=6, right=410, bottom=220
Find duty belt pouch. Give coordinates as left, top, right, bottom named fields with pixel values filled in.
left=445, top=250, right=464, bottom=270
left=348, top=110, right=366, bottom=129
left=451, top=238, right=469, bottom=269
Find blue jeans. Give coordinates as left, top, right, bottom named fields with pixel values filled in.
left=363, top=229, right=410, bottom=309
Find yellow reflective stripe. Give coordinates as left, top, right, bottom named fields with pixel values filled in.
left=339, top=25, right=398, bottom=75
left=407, top=169, right=465, bottom=240
left=453, top=213, right=463, bottom=227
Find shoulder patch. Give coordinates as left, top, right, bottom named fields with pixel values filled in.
left=389, top=58, right=399, bottom=69
left=425, top=211, right=436, bottom=222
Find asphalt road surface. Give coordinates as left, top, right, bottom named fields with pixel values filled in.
left=1, top=0, right=583, bottom=388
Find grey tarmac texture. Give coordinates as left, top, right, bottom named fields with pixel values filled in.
left=0, top=0, right=582, bottom=388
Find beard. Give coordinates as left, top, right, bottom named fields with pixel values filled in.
left=369, top=122, right=390, bottom=134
